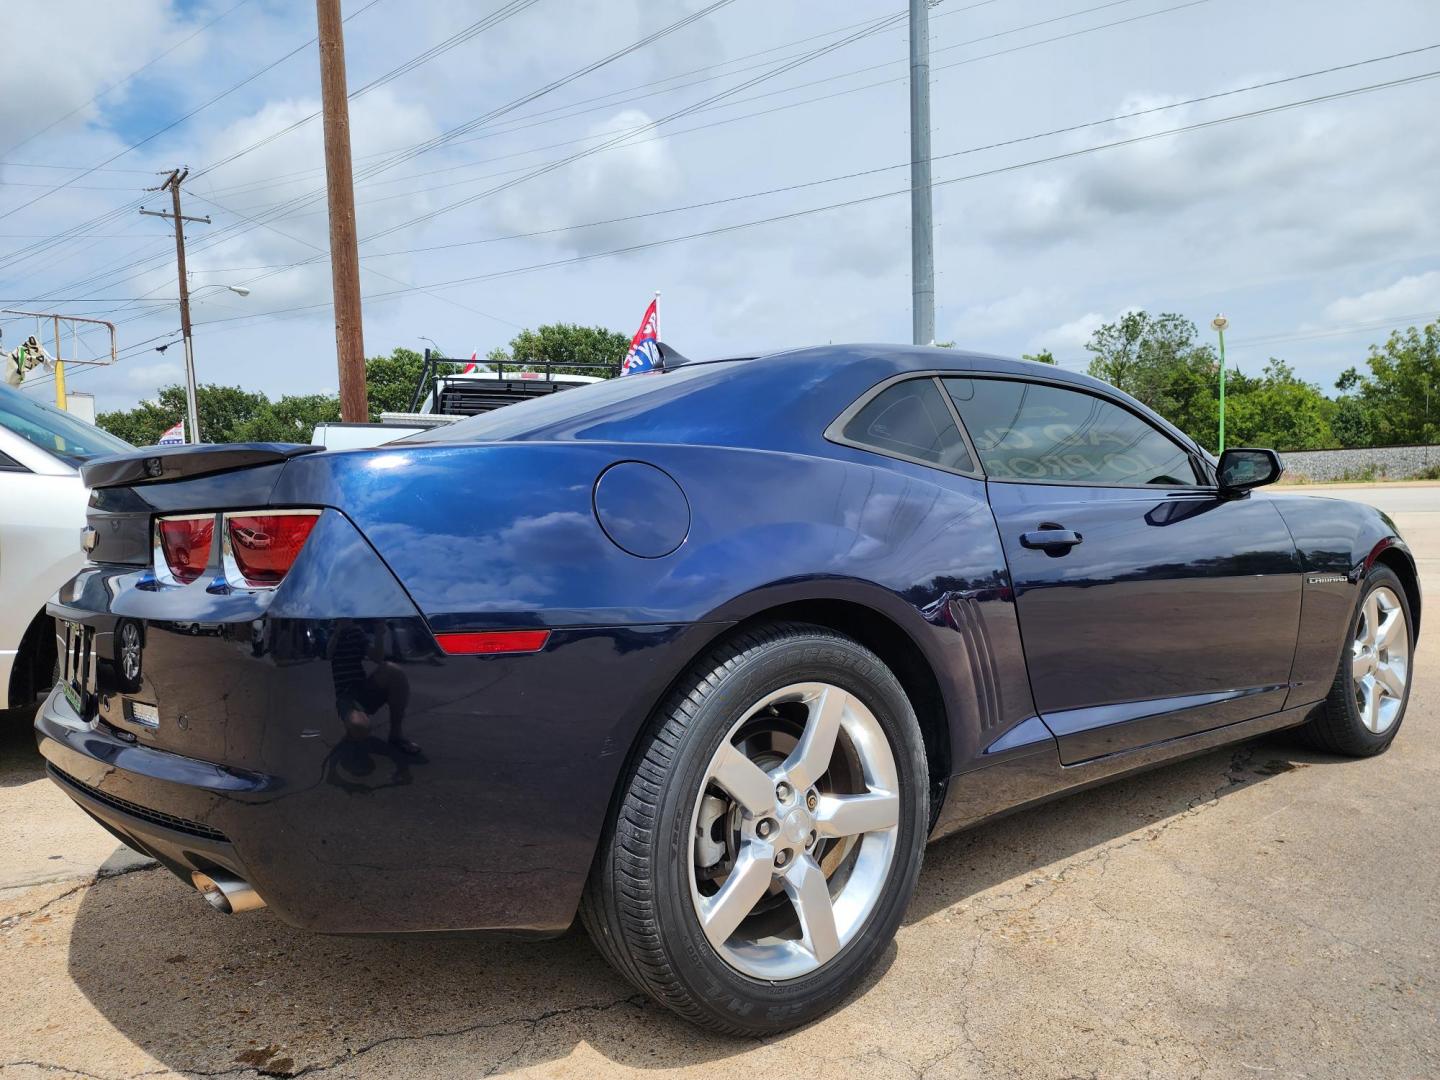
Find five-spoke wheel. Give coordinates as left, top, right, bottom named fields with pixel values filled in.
left=582, top=623, right=928, bottom=1035
left=1349, top=585, right=1409, bottom=735
left=1303, top=565, right=1414, bottom=756
left=690, top=682, right=901, bottom=980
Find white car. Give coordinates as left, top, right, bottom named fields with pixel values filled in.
left=0, top=386, right=132, bottom=713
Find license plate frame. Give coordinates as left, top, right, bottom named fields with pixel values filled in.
left=60, top=619, right=95, bottom=720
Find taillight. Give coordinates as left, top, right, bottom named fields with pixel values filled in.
left=223, top=510, right=321, bottom=588
left=156, top=515, right=215, bottom=585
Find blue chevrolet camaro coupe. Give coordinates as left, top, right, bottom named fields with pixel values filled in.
left=38, top=345, right=1417, bottom=1034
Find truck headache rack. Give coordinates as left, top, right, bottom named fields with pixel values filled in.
left=408, top=349, right=621, bottom=416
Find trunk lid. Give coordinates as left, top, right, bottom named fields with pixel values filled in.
left=83, top=443, right=322, bottom=567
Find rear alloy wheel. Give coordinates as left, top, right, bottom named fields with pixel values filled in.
left=1301, top=565, right=1414, bottom=756
left=581, top=623, right=928, bottom=1035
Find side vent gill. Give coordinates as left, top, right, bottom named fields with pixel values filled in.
left=949, top=597, right=1002, bottom=731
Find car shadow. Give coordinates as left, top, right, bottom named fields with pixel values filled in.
left=62, top=731, right=1341, bottom=1076
left=0, top=706, right=45, bottom=789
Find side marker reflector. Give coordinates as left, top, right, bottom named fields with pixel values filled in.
left=435, top=629, right=551, bottom=655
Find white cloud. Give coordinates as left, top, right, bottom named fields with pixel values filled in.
left=9, top=0, right=1440, bottom=414
left=489, top=108, right=683, bottom=255
left=1323, top=271, right=1440, bottom=326
left=0, top=0, right=180, bottom=158
left=123, top=360, right=183, bottom=388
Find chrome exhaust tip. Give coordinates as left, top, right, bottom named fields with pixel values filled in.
left=191, top=870, right=266, bottom=914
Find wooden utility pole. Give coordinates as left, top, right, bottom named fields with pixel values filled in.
left=141, top=169, right=211, bottom=443
left=316, top=0, right=367, bottom=421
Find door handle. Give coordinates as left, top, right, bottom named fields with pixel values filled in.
left=1020, top=527, right=1084, bottom=553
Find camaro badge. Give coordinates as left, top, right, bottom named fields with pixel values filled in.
left=1307, top=574, right=1347, bottom=585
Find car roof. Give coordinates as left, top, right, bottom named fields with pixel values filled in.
left=413, top=342, right=1199, bottom=459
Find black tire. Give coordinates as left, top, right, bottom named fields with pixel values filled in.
left=580, top=621, right=929, bottom=1035
left=7, top=612, right=57, bottom=714
left=1298, top=565, right=1414, bottom=757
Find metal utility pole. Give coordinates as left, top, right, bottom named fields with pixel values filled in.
left=142, top=169, right=211, bottom=443
left=316, top=0, right=367, bottom=421
left=909, top=0, right=935, bottom=347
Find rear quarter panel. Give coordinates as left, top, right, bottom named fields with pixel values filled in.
left=275, top=440, right=1039, bottom=798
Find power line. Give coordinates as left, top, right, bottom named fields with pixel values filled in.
left=123, top=65, right=1440, bottom=340
left=194, top=0, right=545, bottom=178
left=0, top=0, right=390, bottom=246
left=1232, top=311, right=1440, bottom=351
left=22, top=0, right=755, bottom=309
left=194, top=41, right=1440, bottom=272
left=200, top=0, right=1148, bottom=206
left=21, top=0, right=1167, bottom=308
left=0, top=0, right=256, bottom=159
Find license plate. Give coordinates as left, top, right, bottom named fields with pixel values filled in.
left=60, top=619, right=95, bottom=720
left=62, top=678, right=82, bottom=716
left=128, top=701, right=160, bottom=729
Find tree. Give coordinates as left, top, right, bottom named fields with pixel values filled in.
left=1085, top=311, right=1221, bottom=448
left=487, top=323, right=628, bottom=377
left=1021, top=349, right=1056, bottom=365
left=1332, top=320, right=1440, bottom=445
left=363, top=346, right=453, bottom=418
left=234, top=394, right=342, bottom=443
left=1222, top=358, right=1335, bottom=450
left=97, top=384, right=270, bottom=445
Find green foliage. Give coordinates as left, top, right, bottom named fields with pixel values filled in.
left=1329, top=322, right=1440, bottom=446
left=1222, top=358, right=1336, bottom=450
left=234, top=394, right=342, bottom=443
left=487, top=323, right=628, bottom=377
left=92, top=316, right=1440, bottom=454
left=97, top=384, right=270, bottom=445
left=1085, top=312, right=1223, bottom=447
left=364, top=346, right=455, bottom=418
left=1021, top=349, right=1057, bottom=365
left=1081, top=311, right=1339, bottom=452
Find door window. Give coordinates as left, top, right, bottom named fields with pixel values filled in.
left=839, top=378, right=974, bottom=472
left=943, top=377, right=1200, bottom=486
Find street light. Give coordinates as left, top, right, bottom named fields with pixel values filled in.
left=1211, top=314, right=1230, bottom=455
left=179, top=283, right=252, bottom=442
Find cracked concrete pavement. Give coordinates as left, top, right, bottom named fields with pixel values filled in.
left=1, top=487, right=1436, bottom=1079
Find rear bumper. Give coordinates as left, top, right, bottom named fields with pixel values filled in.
left=36, top=685, right=273, bottom=915
left=35, top=606, right=711, bottom=936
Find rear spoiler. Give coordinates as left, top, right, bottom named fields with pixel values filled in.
left=81, top=442, right=323, bottom=489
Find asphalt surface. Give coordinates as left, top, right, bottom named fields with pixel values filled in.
left=2, top=484, right=1437, bottom=1079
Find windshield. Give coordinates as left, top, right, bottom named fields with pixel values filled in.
left=0, top=387, right=133, bottom=465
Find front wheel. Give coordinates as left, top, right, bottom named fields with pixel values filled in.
left=1300, top=565, right=1414, bottom=756
left=581, top=623, right=929, bottom=1035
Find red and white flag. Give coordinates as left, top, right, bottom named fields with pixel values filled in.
left=622, top=297, right=660, bottom=375
left=461, top=349, right=479, bottom=374
left=157, top=419, right=185, bottom=445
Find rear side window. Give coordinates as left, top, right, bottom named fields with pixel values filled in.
left=944, top=377, right=1199, bottom=486
left=839, top=378, right=974, bottom=472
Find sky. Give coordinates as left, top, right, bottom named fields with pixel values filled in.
left=1, top=0, right=1439, bottom=414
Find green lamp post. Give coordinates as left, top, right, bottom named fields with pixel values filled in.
left=1211, top=314, right=1230, bottom=454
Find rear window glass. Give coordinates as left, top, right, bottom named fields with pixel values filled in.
left=840, top=379, right=974, bottom=471
left=0, top=388, right=132, bottom=464
left=400, top=366, right=715, bottom=443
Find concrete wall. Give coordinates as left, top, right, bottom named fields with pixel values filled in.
left=1280, top=445, right=1440, bottom=483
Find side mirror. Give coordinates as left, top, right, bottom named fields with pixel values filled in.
left=1217, top=448, right=1283, bottom=495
